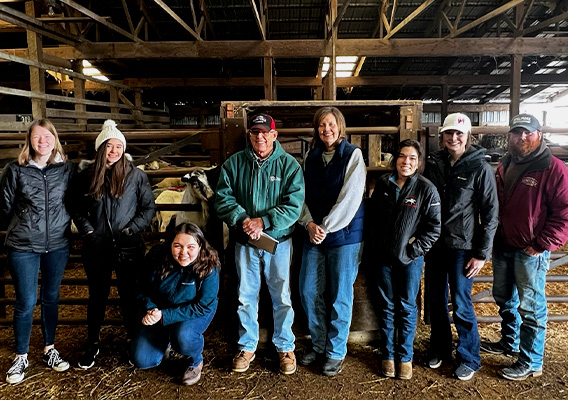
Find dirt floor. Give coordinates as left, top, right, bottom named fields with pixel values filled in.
left=1, top=245, right=567, bottom=400
left=1, top=320, right=568, bottom=399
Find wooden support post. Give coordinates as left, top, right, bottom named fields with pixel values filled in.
left=441, top=84, right=449, bottom=123
left=510, top=54, right=521, bottom=118
left=26, top=1, right=46, bottom=120
left=368, top=134, right=382, bottom=167
left=400, top=105, right=421, bottom=142
left=109, top=87, right=119, bottom=115
left=134, top=89, right=143, bottom=127
left=72, top=60, right=86, bottom=131
left=264, top=56, right=273, bottom=100
left=330, top=0, right=337, bottom=100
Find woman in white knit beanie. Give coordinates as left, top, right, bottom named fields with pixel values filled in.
left=70, top=120, right=156, bottom=370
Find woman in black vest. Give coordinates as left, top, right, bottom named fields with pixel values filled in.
left=371, top=139, right=441, bottom=380
left=71, top=120, right=156, bottom=369
left=298, top=107, right=366, bottom=376
left=0, top=119, right=73, bottom=384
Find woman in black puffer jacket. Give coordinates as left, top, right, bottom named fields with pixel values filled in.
left=71, top=120, right=156, bottom=370
left=0, top=119, right=73, bottom=385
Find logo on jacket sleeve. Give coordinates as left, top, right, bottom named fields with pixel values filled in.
left=269, top=175, right=281, bottom=182
left=404, top=196, right=417, bottom=208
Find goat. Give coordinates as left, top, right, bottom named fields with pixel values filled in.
left=175, top=169, right=214, bottom=230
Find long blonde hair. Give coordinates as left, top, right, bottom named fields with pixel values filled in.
left=18, top=119, right=67, bottom=166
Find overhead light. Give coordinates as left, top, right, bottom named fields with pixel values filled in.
left=83, top=67, right=101, bottom=75
left=92, top=75, right=109, bottom=81
left=336, top=56, right=358, bottom=63
left=82, top=60, right=92, bottom=67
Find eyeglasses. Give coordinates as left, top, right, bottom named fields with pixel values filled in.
left=248, top=129, right=273, bottom=136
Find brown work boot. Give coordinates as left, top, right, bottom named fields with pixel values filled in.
left=279, top=351, right=297, bottom=375
left=232, top=351, right=255, bottom=372
left=381, top=359, right=395, bottom=378
left=398, top=361, right=413, bottom=380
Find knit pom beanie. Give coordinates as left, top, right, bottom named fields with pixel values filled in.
left=95, top=120, right=126, bottom=151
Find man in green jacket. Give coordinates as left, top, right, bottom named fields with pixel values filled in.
left=215, top=113, right=305, bottom=375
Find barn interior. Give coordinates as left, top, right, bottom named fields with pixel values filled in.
left=1, top=1, right=568, bottom=398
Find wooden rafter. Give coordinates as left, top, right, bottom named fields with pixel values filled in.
left=135, top=0, right=162, bottom=39
left=383, top=0, right=436, bottom=40
left=120, top=0, right=135, bottom=34
left=333, top=0, right=352, bottom=29
left=389, top=0, right=397, bottom=33
left=519, top=0, right=536, bottom=30
left=426, top=0, right=451, bottom=37
left=523, top=10, right=568, bottom=36
left=446, top=0, right=524, bottom=38
left=249, top=0, right=265, bottom=40
left=58, top=0, right=141, bottom=42
left=151, top=0, right=203, bottom=41
left=0, top=3, right=81, bottom=45
left=454, top=0, right=466, bottom=29
left=198, top=0, right=215, bottom=39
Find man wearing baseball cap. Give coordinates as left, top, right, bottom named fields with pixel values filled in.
left=215, top=113, right=305, bottom=375
left=481, top=114, right=568, bottom=380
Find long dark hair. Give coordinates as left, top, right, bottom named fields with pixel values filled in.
left=89, top=142, right=128, bottom=200
left=311, top=106, right=347, bottom=150
left=18, top=119, right=67, bottom=166
left=389, top=139, right=425, bottom=175
left=159, top=222, right=220, bottom=281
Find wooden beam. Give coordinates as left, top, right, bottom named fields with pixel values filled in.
left=26, top=1, right=45, bottom=120
left=384, top=0, right=435, bottom=40
left=66, top=37, right=568, bottom=59
left=447, top=0, right=524, bottom=38
left=0, top=3, right=81, bottom=45
left=150, top=0, right=203, bottom=41
left=135, top=0, right=162, bottom=40
left=249, top=0, right=265, bottom=40
left=454, top=0, right=467, bottom=29
left=198, top=0, right=216, bottom=39
left=72, top=59, right=86, bottom=130
left=58, top=0, right=140, bottom=42
left=120, top=0, right=135, bottom=34
left=333, top=0, right=352, bottom=29
left=510, top=54, right=522, bottom=117
left=264, top=57, right=273, bottom=100
left=0, top=50, right=131, bottom=90
left=523, top=10, right=568, bottom=36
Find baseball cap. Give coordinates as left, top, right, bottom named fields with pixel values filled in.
left=249, top=113, right=276, bottom=131
left=509, top=113, right=542, bottom=132
left=440, top=113, right=472, bottom=134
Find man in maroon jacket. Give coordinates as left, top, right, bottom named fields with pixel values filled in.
left=481, top=113, right=568, bottom=380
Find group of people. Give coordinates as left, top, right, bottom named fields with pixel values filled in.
left=0, top=119, right=219, bottom=386
left=1, top=106, right=567, bottom=387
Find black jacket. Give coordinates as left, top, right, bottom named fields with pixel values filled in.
left=71, top=161, right=156, bottom=251
left=371, top=173, right=441, bottom=266
left=0, top=160, right=74, bottom=252
left=424, top=145, right=498, bottom=260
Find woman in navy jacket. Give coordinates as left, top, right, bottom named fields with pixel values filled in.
left=371, top=139, right=441, bottom=380
left=131, top=223, right=219, bottom=386
left=0, top=119, right=73, bottom=384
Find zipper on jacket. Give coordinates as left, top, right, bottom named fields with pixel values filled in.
left=43, top=172, right=50, bottom=252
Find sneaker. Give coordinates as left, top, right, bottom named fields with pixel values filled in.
left=279, top=351, right=296, bottom=375
left=182, top=360, right=203, bottom=386
left=427, top=355, right=443, bottom=369
left=322, top=357, right=343, bottom=376
left=499, top=361, right=542, bottom=381
left=455, top=364, right=476, bottom=381
left=43, top=348, right=69, bottom=372
left=300, top=348, right=323, bottom=366
left=381, top=359, right=395, bottom=378
left=232, top=351, right=255, bottom=373
left=78, top=343, right=100, bottom=370
left=480, top=340, right=519, bottom=357
left=398, top=361, right=412, bottom=380
left=6, top=355, right=28, bottom=384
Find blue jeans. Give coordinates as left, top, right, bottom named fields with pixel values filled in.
left=426, top=248, right=480, bottom=371
left=299, top=242, right=362, bottom=360
left=235, top=238, right=294, bottom=352
left=492, top=244, right=550, bottom=371
left=131, top=311, right=215, bottom=369
left=378, top=257, right=424, bottom=362
left=8, top=247, right=69, bottom=355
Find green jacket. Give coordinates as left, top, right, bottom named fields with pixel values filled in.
left=215, top=141, right=305, bottom=242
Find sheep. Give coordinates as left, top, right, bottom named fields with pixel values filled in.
left=153, top=177, right=183, bottom=189
left=154, top=189, right=185, bottom=232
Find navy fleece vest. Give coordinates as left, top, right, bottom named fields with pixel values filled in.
left=304, top=140, right=364, bottom=247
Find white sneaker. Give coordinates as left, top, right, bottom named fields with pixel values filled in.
left=43, top=348, right=70, bottom=372
left=6, top=355, right=29, bottom=384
